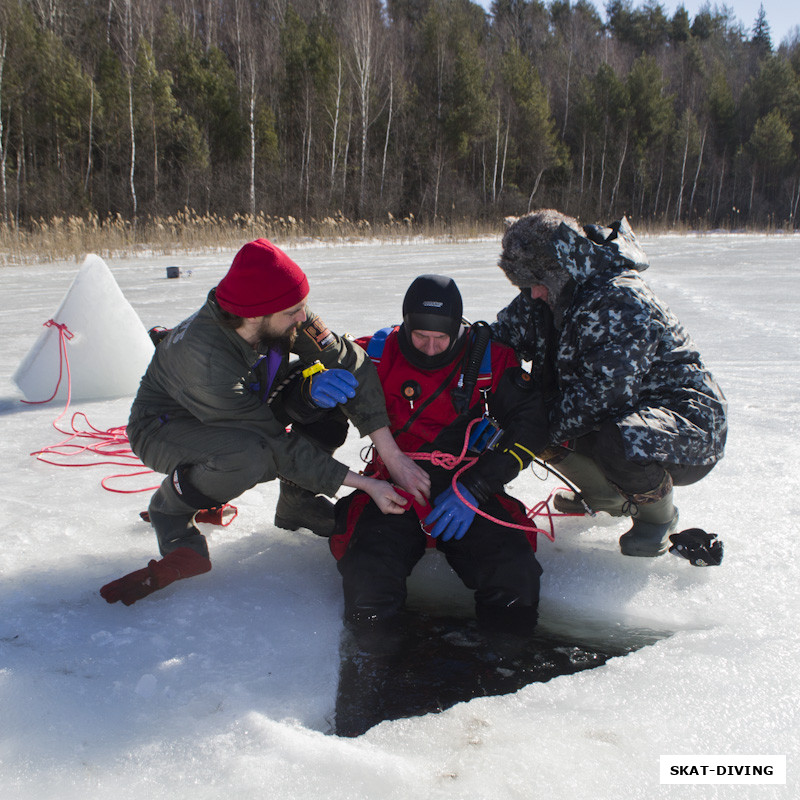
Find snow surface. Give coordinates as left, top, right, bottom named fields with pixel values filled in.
left=1, top=235, right=797, bottom=799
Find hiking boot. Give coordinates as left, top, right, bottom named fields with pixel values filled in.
left=550, top=452, right=626, bottom=516
left=619, top=476, right=678, bottom=557
left=274, top=480, right=336, bottom=538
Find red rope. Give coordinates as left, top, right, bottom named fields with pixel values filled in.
left=524, top=486, right=585, bottom=542
left=404, top=417, right=558, bottom=542
left=23, top=319, right=160, bottom=493
left=20, top=320, right=74, bottom=407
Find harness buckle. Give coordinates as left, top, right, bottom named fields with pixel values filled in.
left=467, top=415, right=504, bottom=454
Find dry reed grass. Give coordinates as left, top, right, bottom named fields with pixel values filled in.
left=1, top=209, right=788, bottom=266
left=0, top=210, right=503, bottom=265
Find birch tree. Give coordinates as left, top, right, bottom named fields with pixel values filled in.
left=115, top=0, right=138, bottom=225
left=674, top=108, right=699, bottom=222
left=327, top=48, right=345, bottom=202
left=347, top=0, right=381, bottom=216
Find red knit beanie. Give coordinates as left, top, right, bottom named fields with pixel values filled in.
left=216, top=239, right=309, bottom=316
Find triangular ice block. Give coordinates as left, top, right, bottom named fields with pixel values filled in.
left=13, top=255, right=154, bottom=402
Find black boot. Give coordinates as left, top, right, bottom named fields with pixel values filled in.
left=147, top=465, right=227, bottom=558
left=148, top=483, right=208, bottom=558
left=274, top=480, right=336, bottom=537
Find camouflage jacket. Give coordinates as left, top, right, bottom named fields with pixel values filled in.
left=492, top=222, right=727, bottom=466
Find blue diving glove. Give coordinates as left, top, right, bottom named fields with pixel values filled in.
left=423, top=483, right=477, bottom=542
left=308, top=369, right=358, bottom=408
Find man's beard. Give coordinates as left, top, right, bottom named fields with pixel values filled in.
left=258, top=321, right=299, bottom=354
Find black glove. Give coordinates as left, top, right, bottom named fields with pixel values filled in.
left=669, top=529, right=723, bottom=567
left=458, top=450, right=520, bottom=503
left=268, top=364, right=326, bottom=426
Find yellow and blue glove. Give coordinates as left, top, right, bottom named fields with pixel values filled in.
left=305, top=364, right=359, bottom=408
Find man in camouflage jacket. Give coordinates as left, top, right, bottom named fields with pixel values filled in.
left=491, top=210, right=727, bottom=558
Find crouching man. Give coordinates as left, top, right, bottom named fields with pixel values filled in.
left=100, top=239, right=429, bottom=606
left=492, top=210, right=727, bottom=557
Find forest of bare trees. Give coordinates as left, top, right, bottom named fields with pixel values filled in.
left=0, top=0, right=798, bottom=235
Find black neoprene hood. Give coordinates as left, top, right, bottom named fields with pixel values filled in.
left=402, top=275, right=462, bottom=336
left=399, top=274, right=465, bottom=370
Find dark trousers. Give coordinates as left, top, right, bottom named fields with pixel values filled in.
left=337, top=495, right=542, bottom=633
left=133, top=412, right=349, bottom=508
left=572, top=419, right=716, bottom=495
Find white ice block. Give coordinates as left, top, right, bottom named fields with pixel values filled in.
left=13, top=254, right=154, bottom=402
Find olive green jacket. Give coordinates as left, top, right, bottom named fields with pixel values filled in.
left=127, top=290, right=389, bottom=495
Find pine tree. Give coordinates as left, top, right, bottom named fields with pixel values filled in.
left=751, top=4, right=772, bottom=58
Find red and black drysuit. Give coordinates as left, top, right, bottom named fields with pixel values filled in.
left=331, top=324, right=549, bottom=633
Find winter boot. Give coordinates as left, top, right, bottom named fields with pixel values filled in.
left=274, top=479, right=336, bottom=538
left=551, top=452, right=627, bottom=516
left=618, top=476, right=679, bottom=557
left=148, top=466, right=218, bottom=558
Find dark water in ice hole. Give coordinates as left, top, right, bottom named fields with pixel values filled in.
left=332, top=555, right=669, bottom=737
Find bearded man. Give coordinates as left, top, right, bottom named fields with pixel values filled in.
left=101, top=238, right=428, bottom=605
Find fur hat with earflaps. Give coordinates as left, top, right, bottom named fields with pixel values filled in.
left=499, top=209, right=649, bottom=294
left=498, top=209, right=582, bottom=301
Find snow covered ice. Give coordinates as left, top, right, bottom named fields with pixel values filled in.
left=0, top=234, right=797, bottom=799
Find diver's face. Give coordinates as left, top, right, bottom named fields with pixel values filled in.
left=410, top=329, right=451, bottom=356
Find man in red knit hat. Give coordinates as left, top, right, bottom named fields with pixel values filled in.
left=101, top=238, right=429, bottom=606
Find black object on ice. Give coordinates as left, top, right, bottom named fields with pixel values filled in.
left=333, top=611, right=634, bottom=738
left=669, top=528, right=723, bottom=567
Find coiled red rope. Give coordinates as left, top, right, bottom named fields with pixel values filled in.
left=22, top=319, right=160, bottom=494
left=400, top=417, right=571, bottom=542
